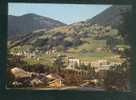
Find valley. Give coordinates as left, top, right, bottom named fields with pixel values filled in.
left=7, top=5, right=131, bottom=91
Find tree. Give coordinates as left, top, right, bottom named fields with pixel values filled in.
left=73, top=36, right=81, bottom=47
left=63, top=40, right=73, bottom=48
left=104, top=61, right=129, bottom=91
left=34, top=38, right=48, bottom=47
left=88, top=65, right=96, bottom=79
left=106, top=36, right=117, bottom=50
left=56, top=45, right=64, bottom=51
left=53, top=56, right=65, bottom=72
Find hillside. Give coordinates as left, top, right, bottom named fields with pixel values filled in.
left=27, top=22, right=124, bottom=51
left=9, top=20, right=128, bottom=61
left=86, top=5, right=131, bottom=28
left=8, top=13, right=66, bottom=40
left=7, top=5, right=131, bottom=90
left=8, top=5, right=131, bottom=61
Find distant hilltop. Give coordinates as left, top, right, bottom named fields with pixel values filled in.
left=8, top=5, right=131, bottom=44
left=86, top=5, right=131, bottom=28
left=8, top=13, right=66, bottom=39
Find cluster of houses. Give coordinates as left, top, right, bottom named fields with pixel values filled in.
left=10, top=66, right=98, bottom=88
left=9, top=52, right=125, bottom=88
left=46, top=47, right=57, bottom=55
left=66, top=57, right=80, bottom=69
left=10, top=49, right=41, bottom=61
left=10, top=47, right=124, bottom=74
left=9, top=46, right=126, bottom=88
left=10, top=67, right=65, bottom=88
left=62, top=55, right=124, bottom=73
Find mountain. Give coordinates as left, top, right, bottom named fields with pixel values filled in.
left=8, top=13, right=66, bottom=39
left=8, top=20, right=124, bottom=51
left=86, top=5, right=131, bottom=28
left=8, top=5, right=131, bottom=51
left=29, top=5, right=132, bottom=50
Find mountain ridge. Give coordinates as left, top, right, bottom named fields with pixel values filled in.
left=8, top=5, right=131, bottom=50
left=86, top=5, right=131, bottom=27
left=8, top=13, right=66, bottom=39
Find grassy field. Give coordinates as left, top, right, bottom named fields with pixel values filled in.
left=22, top=50, right=123, bottom=66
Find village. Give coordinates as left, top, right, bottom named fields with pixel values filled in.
left=7, top=46, right=129, bottom=91
left=9, top=46, right=125, bottom=71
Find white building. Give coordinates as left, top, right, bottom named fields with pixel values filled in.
left=66, top=58, right=80, bottom=69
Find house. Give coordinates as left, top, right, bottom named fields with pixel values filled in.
left=25, top=52, right=36, bottom=58
left=10, top=51, right=16, bottom=55
left=46, top=73, right=64, bottom=88
left=16, top=52, right=23, bottom=56
left=8, top=55, right=24, bottom=64
left=90, top=60, right=108, bottom=67
left=67, top=58, right=80, bottom=69
left=48, top=79, right=64, bottom=88
left=36, top=57, right=40, bottom=61
left=81, top=79, right=99, bottom=87
left=12, top=81, right=23, bottom=86
left=96, top=48, right=105, bottom=52
left=80, top=61, right=91, bottom=66
left=10, top=67, right=32, bottom=79
left=46, top=48, right=57, bottom=55
left=46, top=73, right=63, bottom=80
left=30, top=78, right=44, bottom=87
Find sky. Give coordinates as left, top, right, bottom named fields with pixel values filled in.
left=8, top=3, right=111, bottom=24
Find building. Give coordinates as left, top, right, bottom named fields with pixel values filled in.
left=46, top=73, right=64, bottom=88
left=10, top=67, right=32, bottom=79
left=48, top=79, right=64, bottom=88
left=67, top=58, right=80, bottom=69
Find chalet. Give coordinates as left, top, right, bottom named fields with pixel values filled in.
left=46, top=73, right=64, bottom=88
left=48, top=79, right=64, bottom=88
left=46, top=73, right=63, bottom=80
left=11, top=67, right=32, bottom=79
